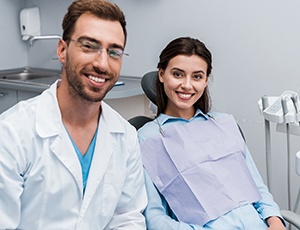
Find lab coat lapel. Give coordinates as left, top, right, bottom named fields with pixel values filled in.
left=50, top=132, right=83, bottom=194
left=80, top=106, right=117, bottom=213
left=36, top=81, right=83, bottom=195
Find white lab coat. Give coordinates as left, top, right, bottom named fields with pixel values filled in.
left=0, top=81, right=147, bottom=229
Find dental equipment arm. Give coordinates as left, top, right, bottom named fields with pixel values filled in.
left=262, top=95, right=272, bottom=190
left=281, top=97, right=292, bottom=212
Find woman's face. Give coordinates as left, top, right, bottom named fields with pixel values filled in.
left=159, top=54, right=209, bottom=119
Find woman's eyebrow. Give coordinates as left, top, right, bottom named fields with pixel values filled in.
left=193, top=70, right=206, bottom=74
left=171, top=67, right=184, bottom=72
left=171, top=68, right=205, bottom=74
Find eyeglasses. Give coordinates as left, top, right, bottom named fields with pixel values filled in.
left=69, top=38, right=128, bottom=61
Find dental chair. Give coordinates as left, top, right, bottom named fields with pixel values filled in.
left=129, top=71, right=300, bottom=229
left=281, top=210, right=300, bottom=229
left=128, top=70, right=246, bottom=140
left=127, top=71, right=157, bottom=130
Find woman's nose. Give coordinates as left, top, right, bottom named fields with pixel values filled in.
left=181, top=77, right=192, bottom=89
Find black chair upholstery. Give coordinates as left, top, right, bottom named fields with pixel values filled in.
left=128, top=116, right=153, bottom=130
left=128, top=71, right=158, bottom=130
left=141, top=71, right=158, bottom=105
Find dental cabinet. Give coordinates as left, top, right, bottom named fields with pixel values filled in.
left=0, top=68, right=145, bottom=116
left=0, top=88, right=18, bottom=114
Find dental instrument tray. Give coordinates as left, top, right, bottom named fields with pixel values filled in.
left=258, top=90, right=300, bottom=124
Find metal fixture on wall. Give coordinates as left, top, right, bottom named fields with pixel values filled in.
left=20, top=7, right=41, bottom=41
left=20, top=7, right=62, bottom=47
left=28, top=35, right=62, bottom=47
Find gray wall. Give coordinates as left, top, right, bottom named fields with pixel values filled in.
left=112, top=0, right=300, bottom=211
left=25, top=0, right=69, bottom=69
left=2, top=0, right=300, bottom=212
left=0, top=0, right=66, bottom=70
left=0, top=0, right=27, bottom=70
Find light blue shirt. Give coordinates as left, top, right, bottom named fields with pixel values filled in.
left=138, top=109, right=283, bottom=230
left=68, top=128, right=98, bottom=194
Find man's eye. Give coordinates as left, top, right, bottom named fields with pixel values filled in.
left=81, top=41, right=98, bottom=52
left=108, top=49, right=122, bottom=58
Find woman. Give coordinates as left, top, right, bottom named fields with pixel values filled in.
left=138, top=37, right=285, bottom=230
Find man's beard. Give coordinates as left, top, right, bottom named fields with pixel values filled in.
left=64, top=56, right=115, bottom=103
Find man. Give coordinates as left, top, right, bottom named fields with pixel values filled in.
left=0, top=0, right=147, bottom=229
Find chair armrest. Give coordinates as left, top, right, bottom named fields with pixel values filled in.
left=281, top=210, right=300, bottom=229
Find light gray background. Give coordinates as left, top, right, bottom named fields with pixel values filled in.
left=1, top=0, right=300, bottom=214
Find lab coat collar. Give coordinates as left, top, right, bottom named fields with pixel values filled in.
left=36, top=80, right=63, bottom=138
left=35, top=80, right=126, bottom=138
left=100, top=102, right=126, bottom=134
left=34, top=81, right=84, bottom=197
left=35, top=81, right=126, bottom=203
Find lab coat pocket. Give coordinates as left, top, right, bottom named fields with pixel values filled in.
left=102, top=171, right=125, bottom=213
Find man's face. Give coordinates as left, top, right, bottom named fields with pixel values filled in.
left=58, top=13, right=125, bottom=102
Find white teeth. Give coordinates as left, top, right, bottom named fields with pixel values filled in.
left=88, top=75, right=105, bottom=83
left=178, top=93, right=192, bottom=98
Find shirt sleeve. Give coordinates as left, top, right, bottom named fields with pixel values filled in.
left=244, top=145, right=284, bottom=222
left=0, top=121, right=25, bottom=229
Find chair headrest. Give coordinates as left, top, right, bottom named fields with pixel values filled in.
left=141, top=71, right=158, bottom=105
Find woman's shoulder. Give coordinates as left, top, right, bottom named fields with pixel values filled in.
left=137, top=119, right=160, bottom=143
left=208, top=111, right=230, bottom=119
left=207, top=111, right=239, bottom=124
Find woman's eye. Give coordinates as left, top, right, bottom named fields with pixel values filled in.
left=194, top=75, right=203, bottom=79
left=173, top=72, right=182, bottom=78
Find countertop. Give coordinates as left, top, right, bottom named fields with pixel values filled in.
left=0, top=68, right=143, bottom=99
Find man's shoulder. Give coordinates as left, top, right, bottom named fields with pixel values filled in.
left=0, top=83, right=55, bottom=123
left=0, top=96, right=39, bottom=122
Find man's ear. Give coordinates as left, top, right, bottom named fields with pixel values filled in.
left=57, top=39, right=67, bottom=64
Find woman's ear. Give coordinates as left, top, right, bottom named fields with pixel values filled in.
left=158, top=69, right=165, bottom=83
left=204, top=73, right=210, bottom=88
left=56, top=39, right=67, bottom=64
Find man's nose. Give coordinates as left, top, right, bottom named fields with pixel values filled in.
left=93, top=50, right=109, bottom=71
